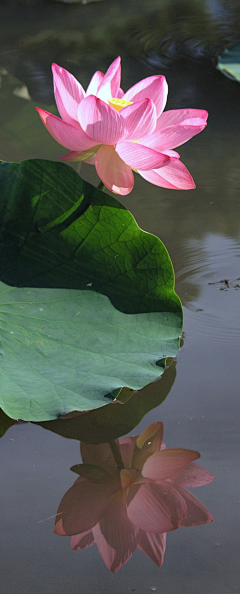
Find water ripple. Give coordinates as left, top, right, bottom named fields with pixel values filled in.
left=176, top=234, right=240, bottom=343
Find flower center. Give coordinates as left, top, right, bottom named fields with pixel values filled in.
left=108, top=98, right=132, bottom=111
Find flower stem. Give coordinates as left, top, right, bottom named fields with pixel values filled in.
left=109, top=440, right=124, bottom=470
left=97, top=180, right=105, bottom=191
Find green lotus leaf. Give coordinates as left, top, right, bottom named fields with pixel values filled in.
left=0, top=159, right=182, bottom=421
left=217, top=44, right=240, bottom=81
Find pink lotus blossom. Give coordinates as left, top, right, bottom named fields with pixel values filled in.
left=55, top=422, right=213, bottom=572
left=36, top=57, right=208, bottom=195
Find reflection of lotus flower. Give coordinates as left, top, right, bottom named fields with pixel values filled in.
left=37, top=57, right=208, bottom=195
left=55, top=423, right=213, bottom=572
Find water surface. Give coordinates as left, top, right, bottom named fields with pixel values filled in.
left=0, top=1, right=240, bottom=592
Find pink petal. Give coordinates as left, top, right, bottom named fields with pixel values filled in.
left=142, top=448, right=200, bottom=482
left=172, top=462, right=214, bottom=487
left=93, top=490, right=138, bottom=572
left=132, top=423, right=164, bottom=471
left=138, top=530, right=166, bottom=566
left=117, top=88, right=125, bottom=99
left=78, top=95, right=127, bottom=144
left=178, top=487, right=213, bottom=527
left=54, top=477, right=112, bottom=536
left=142, top=122, right=207, bottom=151
left=52, top=63, right=85, bottom=125
left=84, top=153, right=97, bottom=165
left=86, top=70, right=104, bottom=96
left=155, top=108, right=208, bottom=131
left=59, top=151, right=83, bottom=162
left=120, top=469, right=139, bottom=489
left=126, top=482, right=187, bottom=533
left=36, top=108, right=96, bottom=151
left=95, top=145, right=134, bottom=195
left=71, top=529, right=94, bottom=550
left=120, top=98, right=157, bottom=140
left=161, top=149, right=180, bottom=158
left=59, top=145, right=101, bottom=162
left=139, top=159, right=196, bottom=190
left=116, top=141, right=172, bottom=170
left=81, top=442, right=118, bottom=474
left=97, top=56, right=121, bottom=102
left=135, top=423, right=163, bottom=451
left=124, top=75, right=168, bottom=117
left=118, top=432, right=166, bottom=475
left=119, top=436, right=138, bottom=468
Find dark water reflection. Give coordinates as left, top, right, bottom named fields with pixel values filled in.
left=0, top=0, right=240, bottom=592
left=0, top=0, right=240, bottom=105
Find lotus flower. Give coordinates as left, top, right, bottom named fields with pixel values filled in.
left=36, top=57, right=208, bottom=195
left=55, top=422, right=213, bottom=572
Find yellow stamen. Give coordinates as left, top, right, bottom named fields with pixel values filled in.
left=108, top=98, right=132, bottom=111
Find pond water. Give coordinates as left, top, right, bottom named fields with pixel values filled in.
left=0, top=1, right=240, bottom=593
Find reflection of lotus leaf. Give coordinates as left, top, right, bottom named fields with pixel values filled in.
left=0, top=159, right=182, bottom=421
left=36, top=361, right=176, bottom=443
left=55, top=422, right=214, bottom=572
left=0, top=408, right=16, bottom=437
